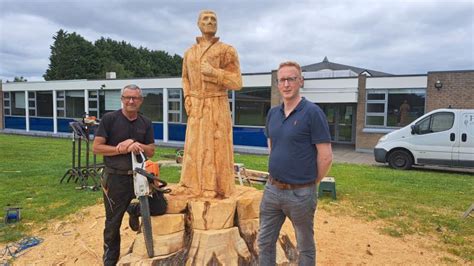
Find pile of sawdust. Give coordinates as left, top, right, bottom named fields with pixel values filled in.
left=3, top=203, right=463, bottom=265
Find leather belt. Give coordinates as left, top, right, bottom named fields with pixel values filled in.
left=105, top=167, right=133, bottom=176
left=268, top=175, right=315, bottom=190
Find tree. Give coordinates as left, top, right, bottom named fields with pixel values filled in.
left=44, top=30, right=102, bottom=80
left=44, top=31, right=183, bottom=80
left=5, top=76, right=28, bottom=83
left=14, top=76, right=28, bottom=82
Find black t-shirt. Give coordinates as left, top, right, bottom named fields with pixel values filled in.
left=95, top=110, right=154, bottom=171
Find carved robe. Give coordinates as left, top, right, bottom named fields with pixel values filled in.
left=180, top=36, right=242, bottom=197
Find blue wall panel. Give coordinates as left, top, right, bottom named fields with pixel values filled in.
left=152, top=123, right=164, bottom=140
left=169, top=123, right=186, bottom=141
left=233, top=126, right=267, bottom=147
left=58, top=118, right=76, bottom=133
left=165, top=124, right=266, bottom=147
left=30, top=117, right=54, bottom=132
left=5, top=116, right=267, bottom=147
left=4, top=116, right=26, bottom=130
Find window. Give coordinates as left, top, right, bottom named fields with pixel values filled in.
left=88, top=90, right=99, bottom=117
left=168, top=89, right=182, bottom=123
left=28, top=91, right=36, bottom=116
left=104, top=90, right=121, bottom=113
left=141, top=88, right=163, bottom=122
left=366, top=89, right=425, bottom=128
left=415, top=112, right=454, bottom=134
left=235, top=87, right=270, bottom=126
left=365, top=92, right=385, bottom=126
left=66, top=91, right=85, bottom=118
left=57, top=91, right=65, bottom=117
left=387, top=92, right=425, bottom=127
left=10, top=91, right=26, bottom=116
left=4, top=92, right=11, bottom=116
left=36, top=91, right=52, bottom=117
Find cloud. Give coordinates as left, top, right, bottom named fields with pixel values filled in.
left=0, top=0, right=473, bottom=81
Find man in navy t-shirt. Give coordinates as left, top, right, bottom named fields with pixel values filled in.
left=258, top=61, right=333, bottom=265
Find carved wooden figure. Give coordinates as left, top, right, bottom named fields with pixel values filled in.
left=177, top=10, right=242, bottom=198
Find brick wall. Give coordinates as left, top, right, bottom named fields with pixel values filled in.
left=426, top=71, right=474, bottom=111
left=354, top=75, right=383, bottom=151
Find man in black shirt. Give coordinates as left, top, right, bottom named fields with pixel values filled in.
left=93, top=84, right=155, bottom=265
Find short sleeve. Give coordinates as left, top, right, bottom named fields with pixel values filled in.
left=310, top=107, right=331, bottom=144
left=144, top=120, right=155, bottom=145
left=95, top=113, right=111, bottom=139
left=264, top=108, right=273, bottom=138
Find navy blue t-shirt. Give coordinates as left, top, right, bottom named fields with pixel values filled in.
left=265, top=97, right=331, bottom=184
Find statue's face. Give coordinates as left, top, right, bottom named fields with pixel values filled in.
left=198, top=12, right=217, bottom=35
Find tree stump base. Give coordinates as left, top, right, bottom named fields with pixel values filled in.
left=118, top=185, right=299, bottom=265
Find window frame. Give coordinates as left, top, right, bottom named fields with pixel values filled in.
left=233, top=86, right=271, bottom=127
left=3, top=92, right=11, bottom=116
left=365, top=88, right=425, bottom=128
left=168, top=88, right=183, bottom=123
left=57, top=90, right=66, bottom=118
left=414, top=111, right=454, bottom=135
left=28, top=91, right=37, bottom=117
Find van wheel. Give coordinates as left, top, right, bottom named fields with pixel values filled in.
left=388, top=150, right=413, bottom=170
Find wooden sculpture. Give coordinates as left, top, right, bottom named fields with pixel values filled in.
left=176, top=9, right=242, bottom=198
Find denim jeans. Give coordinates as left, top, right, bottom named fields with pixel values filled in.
left=258, top=181, right=317, bottom=266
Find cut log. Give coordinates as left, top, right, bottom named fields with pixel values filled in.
left=279, top=219, right=298, bottom=263
left=276, top=242, right=290, bottom=266
left=118, top=249, right=187, bottom=266
left=186, top=227, right=251, bottom=265
left=234, top=185, right=259, bottom=197
left=237, top=218, right=259, bottom=256
left=132, top=230, right=185, bottom=257
left=187, top=198, right=236, bottom=230
left=151, top=214, right=185, bottom=235
left=236, top=190, right=262, bottom=221
left=164, top=191, right=190, bottom=214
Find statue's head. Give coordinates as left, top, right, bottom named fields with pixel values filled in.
left=197, top=10, right=218, bottom=36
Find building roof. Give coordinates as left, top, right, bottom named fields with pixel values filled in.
left=301, top=56, right=392, bottom=77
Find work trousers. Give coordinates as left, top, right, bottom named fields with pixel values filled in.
left=258, top=182, right=317, bottom=266
left=102, top=174, right=134, bottom=266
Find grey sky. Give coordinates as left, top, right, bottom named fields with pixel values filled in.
left=0, top=0, right=473, bottom=82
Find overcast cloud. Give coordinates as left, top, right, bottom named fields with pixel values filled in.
left=0, top=0, right=473, bottom=82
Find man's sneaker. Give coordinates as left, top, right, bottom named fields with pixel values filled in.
left=129, top=213, right=140, bottom=232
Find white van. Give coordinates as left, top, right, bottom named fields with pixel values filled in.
left=374, top=109, right=474, bottom=170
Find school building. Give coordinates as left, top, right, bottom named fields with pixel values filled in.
left=1, top=57, right=473, bottom=152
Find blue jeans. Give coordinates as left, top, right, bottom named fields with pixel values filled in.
left=258, top=181, right=317, bottom=266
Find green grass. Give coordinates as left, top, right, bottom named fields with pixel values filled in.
left=0, top=134, right=177, bottom=243
left=0, top=134, right=473, bottom=261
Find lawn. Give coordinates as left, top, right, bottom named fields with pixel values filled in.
left=0, top=133, right=472, bottom=261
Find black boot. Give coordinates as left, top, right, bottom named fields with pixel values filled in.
left=126, top=203, right=140, bottom=232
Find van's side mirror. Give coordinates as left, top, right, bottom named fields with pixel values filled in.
left=411, top=125, right=419, bottom=135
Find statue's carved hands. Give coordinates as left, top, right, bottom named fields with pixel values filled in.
left=201, top=61, right=218, bottom=77
left=201, top=61, right=219, bottom=84
left=184, top=96, right=192, bottom=116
